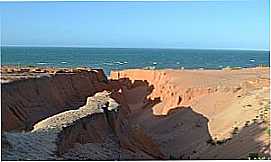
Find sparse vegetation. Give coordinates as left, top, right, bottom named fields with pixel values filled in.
left=206, top=138, right=230, bottom=146
left=216, top=140, right=226, bottom=145
left=28, top=65, right=36, bottom=68
left=248, top=152, right=260, bottom=160
left=266, top=128, right=270, bottom=135
left=179, top=154, right=185, bottom=160
left=257, top=64, right=269, bottom=67
left=245, top=121, right=250, bottom=127
left=231, top=127, right=238, bottom=135
left=231, top=67, right=243, bottom=70
left=206, top=139, right=216, bottom=145
left=252, top=118, right=257, bottom=123
left=169, top=155, right=178, bottom=160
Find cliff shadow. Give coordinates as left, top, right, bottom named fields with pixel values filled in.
left=108, top=77, right=270, bottom=160
left=107, top=78, right=212, bottom=159
left=198, top=120, right=270, bottom=160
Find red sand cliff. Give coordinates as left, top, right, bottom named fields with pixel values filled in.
left=111, top=67, right=270, bottom=159
left=1, top=67, right=270, bottom=160
left=1, top=68, right=165, bottom=160
left=1, top=69, right=108, bottom=131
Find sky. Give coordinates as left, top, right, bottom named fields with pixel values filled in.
left=0, top=0, right=270, bottom=50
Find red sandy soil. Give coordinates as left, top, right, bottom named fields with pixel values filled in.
left=111, top=67, right=270, bottom=159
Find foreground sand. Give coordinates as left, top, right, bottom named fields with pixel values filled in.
left=1, top=66, right=270, bottom=160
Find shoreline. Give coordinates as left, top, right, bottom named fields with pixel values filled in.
left=1, top=64, right=269, bottom=72
left=1, top=65, right=269, bottom=84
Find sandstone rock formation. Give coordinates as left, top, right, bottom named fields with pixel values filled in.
left=2, top=91, right=119, bottom=160
left=1, top=69, right=108, bottom=131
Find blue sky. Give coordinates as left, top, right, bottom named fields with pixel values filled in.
left=1, top=0, right=269, bottom=50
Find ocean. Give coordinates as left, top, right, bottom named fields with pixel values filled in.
left=1, top=47, right=270, bottom=75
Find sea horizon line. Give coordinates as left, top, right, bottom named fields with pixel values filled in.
left=2, top=45, right=270, bottom=52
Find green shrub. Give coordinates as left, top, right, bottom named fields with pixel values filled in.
left=169, top=155, right=178, bottom=160
left=232, top=127, right=238, bottom=135
left=216, top=140, right=225, bottom=145
left=248, top=152, right=260, bottom=160
left=266, top=128, right=270, bottom=135
left=206, top=139, right=216, bottom=145
left=258, top=64, right=269, bottom=67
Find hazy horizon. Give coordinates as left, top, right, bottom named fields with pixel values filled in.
left=2, top=45, right=269, bottom=51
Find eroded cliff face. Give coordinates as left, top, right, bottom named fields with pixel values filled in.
left=1, top=69, right=108, bottom=131
left=1, top=67, right=270, bottom=160
left=1, top=69, right=165, bottom=160
left=111, top=69, right=269, bottom=116
left=2, top=91, right=119, bottom=160
left=110, top=68, right=270, bottom=159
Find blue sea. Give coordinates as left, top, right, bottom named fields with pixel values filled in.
left=1, top=47, right=270, bottom=75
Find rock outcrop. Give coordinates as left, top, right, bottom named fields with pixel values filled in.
left=1, top=69, right=108, bottom=131
left=2, top=91, right=118, bottom=160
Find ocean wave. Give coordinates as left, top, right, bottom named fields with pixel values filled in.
left=143, top=66, right=156, bottom=70
left=36, top=62, right=48, bottom=65
left=61, top=61, right=67, bottom=64
left=114, top=61, right=124, bottom=65
left=249, top=59, right=255, bottom=62
left=103, top=62, right=114, bottom=66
